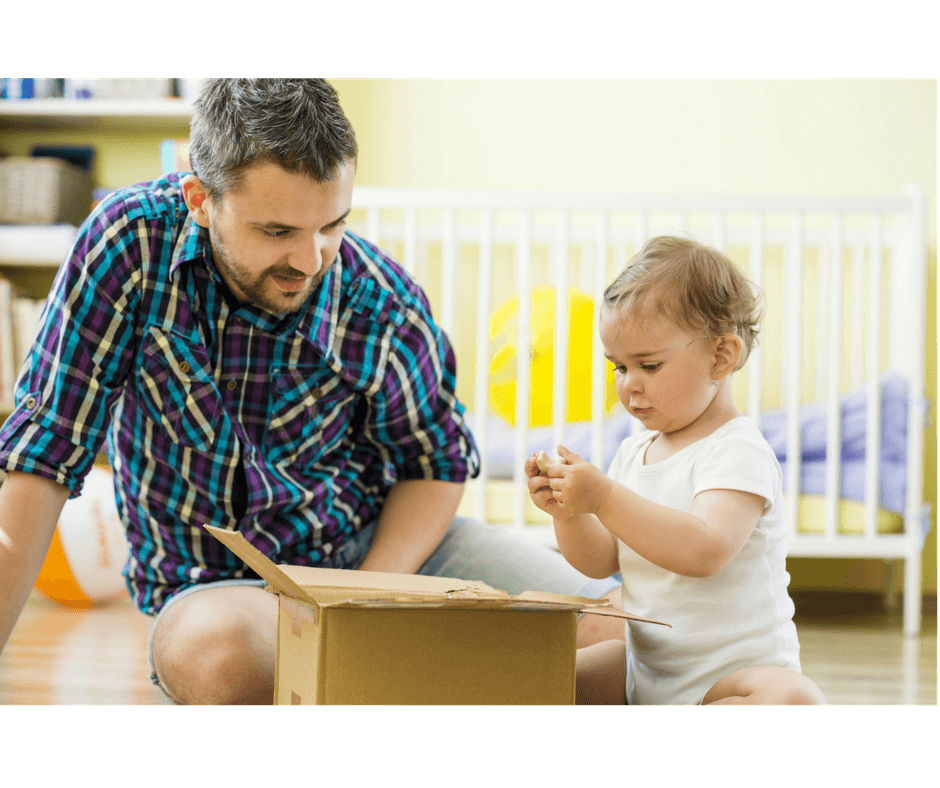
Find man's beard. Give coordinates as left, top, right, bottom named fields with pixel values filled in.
left=210, top=230, right=326, bottom=315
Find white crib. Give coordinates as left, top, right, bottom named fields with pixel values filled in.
left=349, top=186, right=931, bottom=636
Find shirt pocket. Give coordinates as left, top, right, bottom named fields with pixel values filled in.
left=266, top=366, right=357, bottom=468
left=138, top=326, right=222, bottom=452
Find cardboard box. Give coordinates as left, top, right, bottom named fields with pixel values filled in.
left=205, top=525, right=668, bottom=705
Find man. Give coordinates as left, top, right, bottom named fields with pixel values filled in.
left=0, top=79, right=619, bottom=704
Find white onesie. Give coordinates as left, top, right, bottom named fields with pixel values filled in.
left=610, top=416, right=801, bottom=705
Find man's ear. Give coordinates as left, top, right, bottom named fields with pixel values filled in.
left=181, top=174, right=211, bottom=228
left=713, top=333, right=743, bottom=380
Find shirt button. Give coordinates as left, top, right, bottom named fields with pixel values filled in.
left=178, top=361, right=191, bottom=374
left=25, top=396, right=37, bottom=410
left=227, top=379, right=237, bottom=391
left=312, top=387, right=322, bottom=399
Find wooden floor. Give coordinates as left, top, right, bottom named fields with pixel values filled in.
left=0, top=590, right=935, bottom=705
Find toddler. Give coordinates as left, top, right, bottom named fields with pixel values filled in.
left=526, top=236, right=825, bottom=705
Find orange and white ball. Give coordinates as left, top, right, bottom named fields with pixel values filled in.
left=34, top=466, right=130, bottom=608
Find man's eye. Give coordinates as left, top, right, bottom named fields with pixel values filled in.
left=262, top=229, right=291, bottom=238
left=642, top=364, right=661, bottom=372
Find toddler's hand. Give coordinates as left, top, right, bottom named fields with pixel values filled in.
left=546, top=445, right=615, bottom=516
left=525, top=451, right=569, bottom=521
left=534, top=451, right=557, bottom=474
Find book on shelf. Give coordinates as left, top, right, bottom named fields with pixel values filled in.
left=0, top=275, right=47, bottom=409
left=160, top=138, right=191, bottom=174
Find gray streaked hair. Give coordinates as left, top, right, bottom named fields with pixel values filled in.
left=188, top=78, right=358, bottom=201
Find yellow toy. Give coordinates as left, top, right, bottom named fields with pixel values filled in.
left=488, top=285, right=618, bottom=426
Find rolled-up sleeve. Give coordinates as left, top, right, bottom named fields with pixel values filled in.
left=369, top=296, right=480, bottom=484
left=0, top=201, right=139, bottom=496
left=346, top=261, right=480, bottom=482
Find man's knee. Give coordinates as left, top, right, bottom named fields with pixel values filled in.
left=152, top=587, right=277, bottom=704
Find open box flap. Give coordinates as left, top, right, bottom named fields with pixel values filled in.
left=514, top=591, right=667, bottom=625
left=204, top=524, right=504, bottom=603
left=577, top=605, right=670, bottom=626
left=204, top=524, right=318, bottom=605
left=276, top=564, right=502, bottom=597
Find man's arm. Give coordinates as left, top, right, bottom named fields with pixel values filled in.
left=356, top=479, right=464, bottom=574
left=0, top=471, right=71, bottom=656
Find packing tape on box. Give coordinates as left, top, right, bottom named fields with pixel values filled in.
left=283, top=596, right=317, bottom=637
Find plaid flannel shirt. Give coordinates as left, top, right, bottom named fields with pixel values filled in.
left=0, top=173, right=479, bottom=614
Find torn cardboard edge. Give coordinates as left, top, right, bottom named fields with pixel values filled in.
left=203, top=524, right=668, bottom=626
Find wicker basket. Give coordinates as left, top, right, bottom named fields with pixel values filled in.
left=0, top=157, right=93, bottom=226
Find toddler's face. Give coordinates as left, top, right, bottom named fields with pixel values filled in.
left=599, top=306, right=718, bottom=438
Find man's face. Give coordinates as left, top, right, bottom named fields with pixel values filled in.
left=195, top=159, right=356, bottom=315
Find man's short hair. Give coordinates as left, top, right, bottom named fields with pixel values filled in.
left=188, top=78, right=359, bottom=201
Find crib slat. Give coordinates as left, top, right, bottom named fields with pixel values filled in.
left=824, top=215, right=844, bottom=540
left=901, top=183, right=927, bottom=636
left=552, top=211, right=570, bottom=459
left=850, top=243, right=866, bottom=389
left=591, top=212, right=610, bottom=469
left=864, top=215, right=883, bottom=542
left=474, top=210, right=494, bottom=522
left=817, top=240, right=830, bottom=400
left=785, top=214, right=804, bottom=541
left=513, top=211, right=534, bottom=531
left=747, top=213, right=765, bottom=422
left=635, top=213, right=648, bottom=251
left=366, top=207, right=380, bottom=250
left=403, top=207, right=417, bottom=276
left=712, top=212, right=726, bottom=252
left=441, top=208, right=457, bottom=338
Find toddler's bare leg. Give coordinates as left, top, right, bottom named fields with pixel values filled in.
left=576, top=640, right=627, bottom=704
left=702, top=665, right=826, bottom=705
left=577, top=588, right=627, bottom=648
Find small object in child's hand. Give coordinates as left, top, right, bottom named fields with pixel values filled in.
left=535, top=451, right=557, bottom=473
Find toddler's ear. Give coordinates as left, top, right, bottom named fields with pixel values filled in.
left=714, top=333, right=743, bottom=377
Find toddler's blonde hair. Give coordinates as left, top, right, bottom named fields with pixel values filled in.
left=603, top=236, right=763, bottom=370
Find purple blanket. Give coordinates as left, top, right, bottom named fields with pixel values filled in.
left=470, top=374, right=925, bottom=517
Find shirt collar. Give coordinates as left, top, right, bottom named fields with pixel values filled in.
left=170, top=210, right=211, bottom=277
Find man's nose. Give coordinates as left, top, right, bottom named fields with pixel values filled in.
left=287, top=233, right=325, bottom=276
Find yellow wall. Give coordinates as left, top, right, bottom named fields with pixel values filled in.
left=333, top=79, right=937, bottom=596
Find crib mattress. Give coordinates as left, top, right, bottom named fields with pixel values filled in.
left=458, top=482, right=905, bottom=536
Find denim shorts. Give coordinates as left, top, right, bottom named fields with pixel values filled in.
left=148, top=516, right=621, bottom=694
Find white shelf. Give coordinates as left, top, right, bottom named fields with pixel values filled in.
left=0, top=99, right=193, bottom=129
left=0, top=225, right=77, bottom=267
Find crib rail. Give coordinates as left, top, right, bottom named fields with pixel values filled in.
left=349, top=186, right=929, bottom=635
